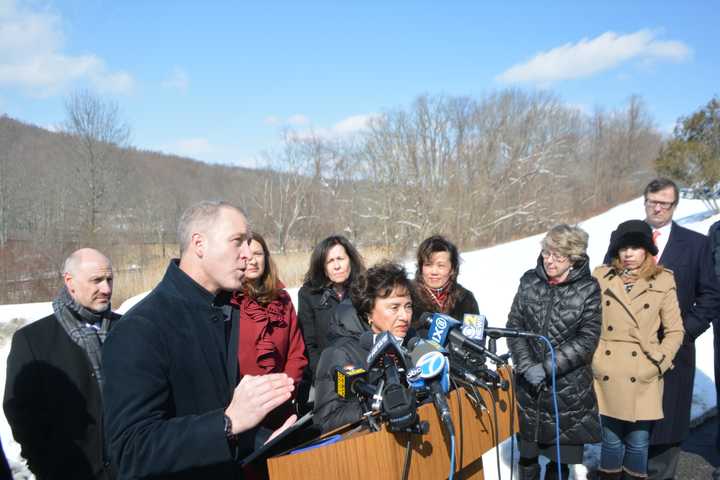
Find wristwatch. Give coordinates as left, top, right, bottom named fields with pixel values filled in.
left=223, top=414, right=234, bottom=438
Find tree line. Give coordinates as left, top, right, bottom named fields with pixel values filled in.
left=1, top=89, right=667, bottom=303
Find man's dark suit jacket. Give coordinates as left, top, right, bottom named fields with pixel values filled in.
left=4, top=313, right=117, bottom=480
left=604, top=221, right=720, bottom=444
left=103, top=260, right=267, bottom=480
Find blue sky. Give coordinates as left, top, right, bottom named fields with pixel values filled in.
left=1, top=0, right=718, bottom=167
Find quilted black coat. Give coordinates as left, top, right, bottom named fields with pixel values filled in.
left=506, top=255, right=602, bottom=445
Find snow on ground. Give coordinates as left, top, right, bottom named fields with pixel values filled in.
left=1, top=197, right=718, bottom=479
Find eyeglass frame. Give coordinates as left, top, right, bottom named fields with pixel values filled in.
left=540, top=250, right=569, bottom=262
left=644, top=199, right=676, bottom=210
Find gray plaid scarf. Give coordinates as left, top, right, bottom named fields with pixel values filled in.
left=52, top=286, right=112, bottom=391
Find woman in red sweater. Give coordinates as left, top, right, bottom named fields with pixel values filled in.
left=234, top=232, right=307, bottom=409
left=234, top=233, right=308, bottom=479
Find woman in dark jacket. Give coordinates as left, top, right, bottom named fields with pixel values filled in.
left=297, top=235, right=365, bottom=378
left=412, top=235, right=480, bottom=338
left=506, top=224, right=602, bottom=480
left=313, top=262, right=414, bottom=433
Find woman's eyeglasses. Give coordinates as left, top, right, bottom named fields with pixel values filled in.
left=541, top=250, right=568, bottom=262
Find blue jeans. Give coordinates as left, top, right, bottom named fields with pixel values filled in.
left=600, top=415, right=652, bottom=475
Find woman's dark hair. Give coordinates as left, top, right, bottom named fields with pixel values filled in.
left=303, top=235, right=365, bottom=291
left=414, top=235, right=462, bottom=312
left=244, top=233, right=281, bottom=305
left=350, top=261, right=414, bottom=322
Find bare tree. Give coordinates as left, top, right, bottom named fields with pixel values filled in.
left=62, top=89, right=131, bottom=236
left=0, top=116, right=16, bottom=247
left=255, top=132, right=316, bottom=253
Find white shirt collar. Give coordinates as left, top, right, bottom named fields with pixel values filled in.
left=651, top=221, right=673, bottom=259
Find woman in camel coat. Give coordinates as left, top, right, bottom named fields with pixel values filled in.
left=592, top=220, right=684, bottom=479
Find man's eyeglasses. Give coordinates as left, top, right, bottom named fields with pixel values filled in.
left=645, top=199, right=675, bottom=210
left=541, top=250, right=568, bottom=262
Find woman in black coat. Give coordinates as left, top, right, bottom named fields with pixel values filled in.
left=313, top=262, right=414, bottom=433
left=411, top=235, right=480, bottom=338
left=506, top=224, right=602, bottom=480
left=297, top=236, right=365, bottom=407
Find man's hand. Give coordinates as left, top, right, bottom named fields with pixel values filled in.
left=265, top=414, right=298, bottom=444
left=225, top=374, right=294, bottom=434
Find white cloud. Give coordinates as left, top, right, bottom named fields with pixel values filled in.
left=0, top=0, right=134, bottom=95
left=264, top=113, right=310, bottom=127
left=286, top=114, right=309, bottom=126
left=161, top=67, right=189, bottom=93
left=333, top=114, right=375, bottom=134
left=289, top=113, right=377, bottom=140
left=496, top=29, right=691, bottom=85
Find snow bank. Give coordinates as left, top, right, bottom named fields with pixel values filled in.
left=1, top=197, right=717, bottom=479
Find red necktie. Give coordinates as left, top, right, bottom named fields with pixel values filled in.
left=652, top=230, right=661, bottom=262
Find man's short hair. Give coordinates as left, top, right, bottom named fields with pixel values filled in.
left=62, top=248, right=112, bottom=276
left=176, top=201, right=247, bottom=255
left=644, top=177, right=679, bottom=205
left=63, top=253, right=81, bottom=276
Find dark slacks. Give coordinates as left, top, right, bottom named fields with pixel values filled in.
left=647, top=443, right=681, bottom=480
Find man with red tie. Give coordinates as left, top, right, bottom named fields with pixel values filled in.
left=605, top=178, right=720, bottom=479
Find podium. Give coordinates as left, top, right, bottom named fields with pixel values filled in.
left=267, top=366, right=517, bottom=480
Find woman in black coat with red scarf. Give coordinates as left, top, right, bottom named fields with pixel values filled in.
left=411, top=235, right=480, bottom=338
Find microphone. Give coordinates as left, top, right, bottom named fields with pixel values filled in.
left=423, top=335, right=506, bottom=389
left=363, top=331, right=407, bottom=368
left=362, top=331, right=419, bottom=432
left=461, top=313, right=487, bottom=342
left=421, top=313, right=507, bottom=365
left=407, top=338, right=454, bottom=435
left=483, top=326, right=540, bottom=339
left=334, top=366, right=374, bottom=399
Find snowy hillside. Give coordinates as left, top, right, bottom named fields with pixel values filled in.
left=1, top=196, right=718, bottom=479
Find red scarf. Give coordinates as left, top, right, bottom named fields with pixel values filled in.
left=232, top=289, right=289, bottom=374
left=423, top=283, right=451, bottom=312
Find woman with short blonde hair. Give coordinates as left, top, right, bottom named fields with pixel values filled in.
left=507, top=224, right=602, bottom=479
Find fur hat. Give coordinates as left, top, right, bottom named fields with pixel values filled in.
left=608, top=219, right=658, bottom=258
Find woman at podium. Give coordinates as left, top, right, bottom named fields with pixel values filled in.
left=506, top=224, right=602, bottom=480
left=313, top=261, right=414, bottom=433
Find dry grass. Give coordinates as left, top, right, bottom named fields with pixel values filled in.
left=109, top=243, right=177, bottom=306
left=110, top=243, right=397, bottom=306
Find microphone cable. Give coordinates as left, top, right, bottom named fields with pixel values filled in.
left=507, top=365, right=517, bottom=480
left=400, top=436, right=412, bottom=480
left=449, top=432, right=456, bottom=480
left=473, top=379, right=502, bottom=480
left=450, top=377, right=464, bottom=480
left=536, top=334, right=562, bottom=480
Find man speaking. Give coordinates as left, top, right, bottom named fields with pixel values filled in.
left=103, top=201, right=296, bottom=479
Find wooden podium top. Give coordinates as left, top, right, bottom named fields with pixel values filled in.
left=267, top=366, right=517, bottom=480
